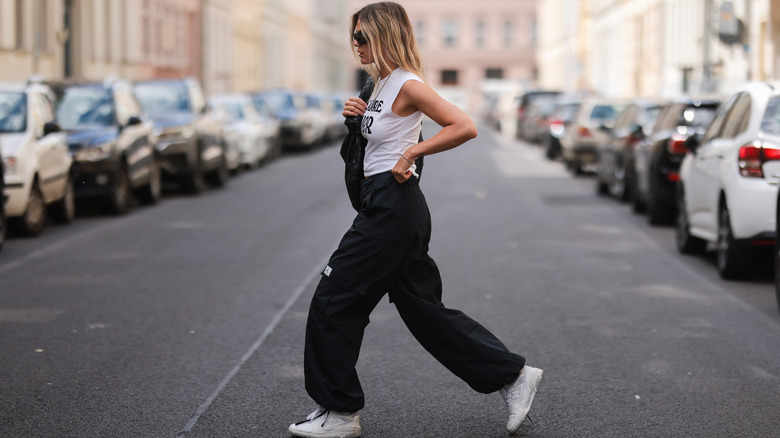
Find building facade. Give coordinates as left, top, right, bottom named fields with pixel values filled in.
left=346, top=0, right=540, bottom=112
left=0, top=0, right=349, bottom=95
left=538, top=0, right=780, bottom=99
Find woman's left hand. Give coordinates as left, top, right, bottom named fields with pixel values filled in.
left=392, top=156, right=416, bottom=183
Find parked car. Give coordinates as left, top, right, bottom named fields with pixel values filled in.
left=252, top=90, right=318, bottom=150
left=0, top=144, right=5, bottom=250
left=1, top=81, right=74, bottom=235
left=517, top=91, right=562, bottom=143
left=324, top=94, right=349, bottom=142
left=596, top=99, right=666, bottom=201
left=776, top=187, right=780, bottom=313
left=676, top=82, right=780, bottom=279
left=304, top=93, right=331, bottom=146
left=53, top=78, right=160, bottom=214
left=209, top=94, right=273, bottom=170
left=559, top=98, right=624, bottom=174
left=134, top=78, right=229, bottom=193
left=632, top=97, right=720, bottom=224
left=542, top=96, right=581, bottom=160
left=514, top=90, right=561, bottom=142
left=248, top=95, right=282, bottom=159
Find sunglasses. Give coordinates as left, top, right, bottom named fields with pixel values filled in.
left=353, top=31, right=368, bottom=45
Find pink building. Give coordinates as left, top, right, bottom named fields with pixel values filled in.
left=347, top=0, right=539, bottom=112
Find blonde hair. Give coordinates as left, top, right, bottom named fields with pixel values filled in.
left=350, top=2, right=425, bottom=83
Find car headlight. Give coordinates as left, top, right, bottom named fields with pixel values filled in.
left=74, top=142, right=114, bottom=162
left=155, top=126, right=195, bottom=142
left=2, top=156, right=17, bottom=175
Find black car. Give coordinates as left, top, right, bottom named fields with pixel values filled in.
left=596, top=99, right=665, bottom=201
left=134, top=78, right=229, bottom=193
left=53, top=78, right=161, bottom=214
left=0, top=146, right=5, bottom=251
left=631, top=97, right=720, bottom=224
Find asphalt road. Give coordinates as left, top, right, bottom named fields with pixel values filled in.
left=1, top=122, right=779, bottom=438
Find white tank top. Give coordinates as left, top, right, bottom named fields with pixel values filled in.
left=361, top=68, right=424, bottom=177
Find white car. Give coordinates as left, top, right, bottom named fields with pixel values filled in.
left=676, top=82, right=780, bottom=278
left=0, top=81, right=74, bottom=236
left=209, top=94, right=272, bottom=170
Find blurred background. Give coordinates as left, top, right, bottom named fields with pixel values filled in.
left=1, top=1, right=777, bottom=107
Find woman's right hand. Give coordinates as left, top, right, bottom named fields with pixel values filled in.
left=343, top=97, right=367, bottom=117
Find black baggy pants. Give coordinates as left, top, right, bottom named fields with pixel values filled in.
left=304, top=171, right=525, bottom=413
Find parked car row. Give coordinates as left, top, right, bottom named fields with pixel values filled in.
left=0, top=77, right=348, bottom=250
left=517, top=83, right=780, bottom=313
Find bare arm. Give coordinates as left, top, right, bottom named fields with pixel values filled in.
left=391, top=80, right=477, bottom=182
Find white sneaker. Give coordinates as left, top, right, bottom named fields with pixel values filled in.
left=499, top=366, right=544, bottom=435
left=288, top=406, right=361, bottom=438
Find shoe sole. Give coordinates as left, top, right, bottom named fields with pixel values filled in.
left=288, top=426, right=361, bottom=438
left=507, top=368, right=543, bottom=435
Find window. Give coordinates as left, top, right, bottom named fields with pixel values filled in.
left=701, top=95, right=736, bottom=144
left=719, top=93, right=751, bottom=139
left=441, top=70, right=459, bottom=86
left=443, top=19, right=458, bottom=48
left=485, top=68, right=503, bottom=79
left=475, top=20, right=486, bottom=48
left=15, top=0, right=24, bottom=50
left=503, top=20, right=514, bottom=48
left=415, top=20, right=425, bottom=48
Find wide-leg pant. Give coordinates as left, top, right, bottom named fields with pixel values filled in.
left=304, top=171, right=525, bottom=413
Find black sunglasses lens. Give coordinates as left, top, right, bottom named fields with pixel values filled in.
left=353, top=32, right=367, bottom=45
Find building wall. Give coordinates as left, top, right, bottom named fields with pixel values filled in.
left=538, top=0, right=779, bottom=99
left=347, top=0, right=539, bottom=113
left=0, top=0, right=64, bottom=81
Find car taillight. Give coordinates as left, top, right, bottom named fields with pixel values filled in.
left=667, top=134, right=688, bottom=155
left=549, top=118, right=564, bottom=136
left=578, top=126, right=591, bottom=137
left=738, top=143, right=780, bottom=178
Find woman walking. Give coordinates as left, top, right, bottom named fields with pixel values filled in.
left=289, top=3, right=543, bottom=437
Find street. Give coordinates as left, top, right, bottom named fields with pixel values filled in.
left=1, top=121, right=779, bottom=438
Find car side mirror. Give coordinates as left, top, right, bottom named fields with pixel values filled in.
left=43, top=122, right=61, bottom=136
left=684, top=133, right=701, bottom=154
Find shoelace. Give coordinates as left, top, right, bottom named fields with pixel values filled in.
left=294, top=408, right=329, bottom=426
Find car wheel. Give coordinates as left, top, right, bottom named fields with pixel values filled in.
left=675, top=186, right=705, bottom=254
left=596, top=175, right=609, bottom=196
left=185, top=157, right=206, bottom=194
left=0, top=195, right=6, bottom=251
left=138, top=155, right=162, bottom=205
left=207, top=155, right=230, bottom=188
left=630, top=175, right=645, bottom=213
left=107, top=164, right=132, bottom=214
left=774, top=232, right=780, bottom=314
left=50, top=175, right=75, bottom=224
left=716, top=203, right=748, bottom=279
left=14, top=180, right=47, bottom=236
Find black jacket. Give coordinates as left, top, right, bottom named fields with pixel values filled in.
left=340, top=78, right=424, bottom=212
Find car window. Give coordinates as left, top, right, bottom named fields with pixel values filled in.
left=640, top=106, right=663, bottom=132
left=134, top=82, right=191, bottom=115
left=56, top=87, right=116, bottom=129
left=39, top=92, right=56, bottom=123
left=613, top=105, right=636, bottom=130
left=760, top=96, right=780, bottom=136
left=719, top=93, right=751, bottom=139
left=0, top=92, right=27, bottom=133
left=555, top=103, right=580, bottom=123
left=219, top=101, right=244, bottom=121
left=589, top=104, right=620, bottom=122
left=680, top=104, right=717, bottom=128
left=656, top=103, right=683, bottom=131
left=701, top=95, right=735, bottom=144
